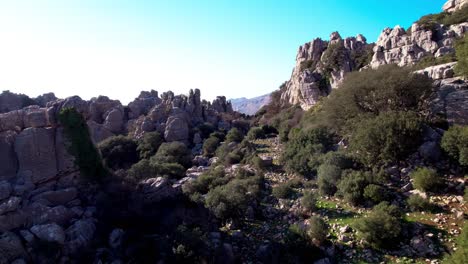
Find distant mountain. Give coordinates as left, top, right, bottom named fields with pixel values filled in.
left=231, top=94, right=271, bottom=115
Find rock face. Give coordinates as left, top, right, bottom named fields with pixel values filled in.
left=370, top=23, right=468, bottom=69
left=443, top=0, right=468, bottom=13
left=431, top=78, right=468, bottom=125
left=415, top=62, right=457, bottom=80
left=280, top=32, right=373, bottom=110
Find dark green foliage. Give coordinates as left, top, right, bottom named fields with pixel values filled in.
left=354, top=202, right=402, bottom=249
left=204, top=174, right=262, bottom=219
left=407, top=194, right=433, bottom=212
left=307, top=216, right=328, bottom=245
left=300, top=59, right=318, bottom=72
left=182, top=167, right=228, bottom=199
left=442, top=125, right=468, bottom=166
left=337, top=170, right=370, bottom=205
left=301, top=191, right=317, bottom=212
left=151, top=142, right=192, bottom=169
left=173, top=225, right=207, bottom=263
left=351, top=44, right=374, bottom=70
left=455, top=34, right=468, bottom=77
left=322, top=42, right=348, bottom=74
left=320, top=151, right=354, bottom=169
left=209, top=131, right=225, bottom=142
left=98, top=135, right=139, bottom=170
left=58, top=108, right=108, bottom=180
left=225, top=153, right=242, bottom=165
left=137, top=131, right=164, bottom=159
left=202, top=136, right=220, bottom=157
left=155, top=162, right=186, bottom=179
left=247, top=127, right=266, bottom=140
left=195, top=122, right=215, bottom=139
left=284, top=224, right=323, bottom=262
left=317, top=164, right=342, bottom=196
left=314, top=65, right=431, bottom=134
left=225, top=127, right=244, bottom=143
left=127, top=159, right=156, bottom=181
left=261, top=124, right=278, bottom=135
left=363, top=184, right=388, bottom=204
left=281, top=127, right=334, bottom=177
left=443, top=5, right=468, bottom=25
left=443, top=223, right=468, bottom=264
left=250, top=155, right=266, bottom=171
left=410, top=167, right=443, bottom=192
left=349, top=111, right=423, bottom=167
left=272, top=182, right=295, bottom=199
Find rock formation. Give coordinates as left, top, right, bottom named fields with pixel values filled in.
left=280, top=32, right=373, bottom=110
left=443, top=0, right=468, bottom=13
left=231, top=94, right=271, bottom=115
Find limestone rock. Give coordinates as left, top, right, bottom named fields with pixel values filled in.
left=0, top=232, right=26, bottom=264
left=138, top=177, right=181, bottom=203
left=0, top=110, right=24, bottom=132
left=443, top=0, right=468, bottom=13
left=87, top=121, right=114, bottom=144
left=415, top=62, right=456, bottom=80
left=23, top=106, right=48, bottom=128
left=31, top=223, right=66, bottom=244
left=0, top=131, right=18, bottom=181
left=0, top=181, right=12, bottom=201
left=31, top=188, right=78, bottom=206
left=103, top=108, right=124, bottom=133
left=0, top=91, right=33, bottom=113
left=128, top=90, right=162, bottom=119
left=65, top=218, right=96, bottom=255
left=15, top=127, right=57, bottom=184
left=0, top=196, right=22, bottom=215
left=164, top=112, right=189, bottom=142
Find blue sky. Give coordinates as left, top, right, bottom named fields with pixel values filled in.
left=0, top=0, right=446, bottom=103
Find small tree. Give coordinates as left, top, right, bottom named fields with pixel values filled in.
left=337, top=171, right=370, bottom=205
left=202, top=136, right=220, bottom=157
left=225, top=128, right=244, bottom=143
left=247, top=127, right=266, bottom=140
left=137, top=131, right=164, bottom=159
left=410, top=167, right=443, bottom=192
left=151, top=142, right=192, bottom=168
left=407, top=194, right=433, bottom=212
left=441, top=125, right=468, bottom=166
left=99, top=135, right=139, bottom=170
left=317, top=164, right=342, bottom=196
left=307, top=216, right=328, bottom=246
left=301, top=191, right=317, bottom=212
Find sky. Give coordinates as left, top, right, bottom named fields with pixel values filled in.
left=0, top=0, right=447, bottom=104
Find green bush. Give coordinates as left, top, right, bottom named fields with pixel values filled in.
left=150, top=142, right=192, bottom=169
left=337, top=170, right=370, bottom=205
left=247, top=127, right=266, bottom=140
left=272, top=182, right=295, bottom=199
left=322, top=42, right=348, bottom=74
left=98, top=135, right=139, bottom=170
left=317, top=164, right=342, bottom=196
left=410, top=167, right=443, bottom=192
left=315, top=65, right=431, bottom=134
left=455, top=33, right=468, bottom=77
left=281, top=127, right=334, bottom=177
left=209, top=131, right=225, bottom=141
left=307, top=216, right=328, bottom=245
left=202, top=136, right=220, bottom=157
left=127, top=159, right=156, bottom=181
left=225, top=128, right=244, bottom=143
left=320, top=151, right=354, bottom=169
left=137, top=132, right=164, bottom=159
left=195, top=122, right=215, bottom=139
left=441, top=125, right=468, bottom=166
left=182, top=167, right=227, bottom=198
left=407, top=194, right=433, bottom=212
left=349, top=111, right=422, bottom=167
left=58, top=108, right=108, bottom=180
left=204, top=175, right=262, bottom=219
left=354, top=202, right=402, bottom=249
left=363, top=184, right=388, bottom=204
left=301, top=191, right=317, bottom=212
left=155, top=162, right=186, bottom=179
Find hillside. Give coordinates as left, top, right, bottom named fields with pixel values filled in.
left=0, top=0, right=467, bottom=263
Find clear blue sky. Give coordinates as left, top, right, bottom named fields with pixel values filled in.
left=0, top=0, right=446, bottom=103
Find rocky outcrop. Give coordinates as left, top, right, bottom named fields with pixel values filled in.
left=415, top=62, right=457, bottom=80
left=431, top=78, right=468, bottom=125
left=280, top=32, right=373, bottom=110
left=231, top=94, right=271, bottom=115
left=443, top=0, right=468, bottom=13
left=370, top=23, right=468, bottom=69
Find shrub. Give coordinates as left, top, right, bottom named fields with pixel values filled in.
left=322, top=42, right=348, bottom=74
left=58, top=108, right=108, bottom=180
left=455, top=32, right=468, bottom=77
left=411, top=167, right=443, bottom=192
left=127, top=159, right=156, bottom=181
left=251, top=155, right=266, bottom=171
left=182, top=167, right=227, bottom=197
left=204, top=175, right=262, bottom=219
left=195, top=122, right=215, bottom=139
left=317, top=164, right=342, bottom=196
left=247, top=127, right=266, bottom=140
left=307, top=216, right=328, bottom=245
left=316, top=64, right=432, bottom=134
left=363, top=184, right=388, bottom=204
left=320, top=151, right=354, bottom=169
left=282, top=127, right=334, bottom=177
left=155, top=162, right=186, bottom=179
left=98, top=135, right=139, bottom=170
left=337, top=170, right=370, bottom=205
left=225, top=128, right=244, bottom=143
left=301, top=191, right=317, bottom=212
left=137, top=132, right=164, bottom=159
left=272, top=182, right=295, bottom=199
left=151, top=142, right=192, bottom=169
left=441, top=125, right=468, bottom=166
left=354, top=202, right=402, bottom=249
left=349, top=111, right=423, bottom=167
left=407, top=194, right=433, bottom=212
left=202, top=136, right=220, bottom=157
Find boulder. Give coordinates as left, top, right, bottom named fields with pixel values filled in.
left=31, top=188, right=78, bottom=206
left=410, top=235, right=437, bottom=257
left=0, top=110, right=24, bottom=132
left=65, top=218, right=96, bottom=255
left=23, top=106, right=47, bottom=128
left=138, top=177, right=181, bottom=203
left=87, top=121, right=114, bottom=144
left=0, top=232, right=26, bottom=264
left=418, top=141, right=441, bottom=161
left=15, top=127, right=57, bottom=184
left=415, top=62, right=456, bottom=80
left=108, top=228, right=124, bottom=249
left=164, top=115, right=189, bottom=142
left=103, top=108, right=124, bottom=133
left=0, top=197, right=22, bottom=215
left=0, top=181, right=12, bottom=201
left=443, top=0, right=468, bottom=13
left=30, top=223, right=66, bottom=244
